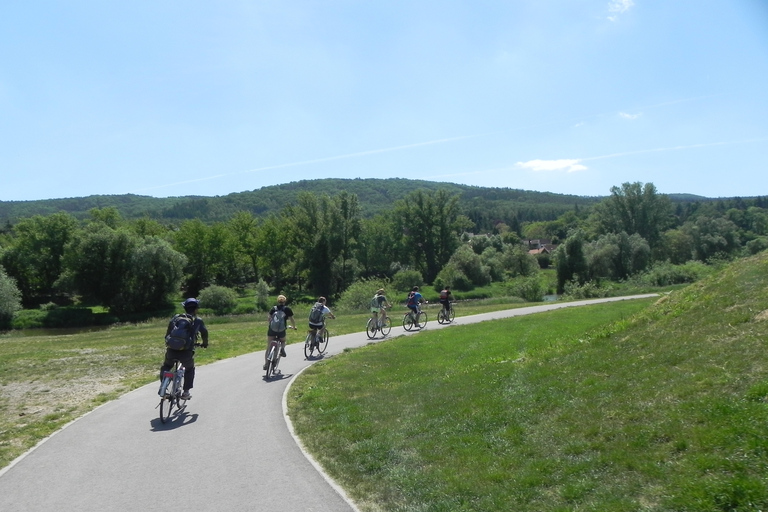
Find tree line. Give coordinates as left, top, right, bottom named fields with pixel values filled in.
left=1, top=181, right=767, bottom=328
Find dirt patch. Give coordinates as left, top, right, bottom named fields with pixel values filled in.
left=755, top=310, right=768, bottom=322
left=1, top=377, right=120, bottom=420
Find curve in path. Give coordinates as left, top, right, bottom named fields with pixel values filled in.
left=0, top=295, right=656, bottom=511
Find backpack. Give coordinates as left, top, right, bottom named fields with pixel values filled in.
left=308, top=303, right=325, bottom=324
left=270, top=307, right=287, bottom=332
left=406, top=292, right=417, bottom=306
left=165, top=313, right=197, bottom=351
left=370, top=295, right=380, bottom=308
left=440, top=289, right=449, bottom=300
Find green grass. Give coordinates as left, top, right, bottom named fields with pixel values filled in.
left=287, top=251, right=768, bottom=511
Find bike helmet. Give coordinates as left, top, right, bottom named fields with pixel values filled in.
left=182, top=298, right=200, bottom=310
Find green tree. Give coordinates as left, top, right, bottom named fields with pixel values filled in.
left=228, top=211, right=260, bottom=281
left=173, top=219, right=212, bottom=296
left=684, top=216, right=741, bottom=262
left=555, top=229, right=588, bottom=293
left=254, top=214, right=295, bottom=292
left=62, top=226, right=136, bottom=307
left=118, top=237, right=187, bottom=314
left=394, top=189, right=469, bottom=283
left=0, top=266, right=22, bottom=328
left=358, top=214, right=400, bottom=278
left=660, top=228, right=695, bottom=265
left=591, top=182, right=673, bottom=255
left=0, top=212, right=78, bottom=305
left=585, top=232, right=650, bottom=281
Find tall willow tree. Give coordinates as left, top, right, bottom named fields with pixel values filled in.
left=591, top=182, right=673, bottom=254
left=393, top=189, right=470, bottom=283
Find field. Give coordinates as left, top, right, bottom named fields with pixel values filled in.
left=287, top=252, right=768, bottom=511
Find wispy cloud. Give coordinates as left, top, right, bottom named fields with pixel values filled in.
left=607, top=0, right=634, bottom=21
left=131, top=134, right=486, bottom=193
left=619, top=112, right=642, bottom=120
left=516, top=159, right=588, bottom=173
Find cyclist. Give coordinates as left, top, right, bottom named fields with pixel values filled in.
left=406, top=286, right=424, bottom=321
left=439, top=286, right=453, bottom=316
left=308, top=296, right=335, bottom=345
left=160, top=298, right=209, bottom=400
left=370, top=288, right=392, bottom=327
left=264, top=294, right=296, bottom=370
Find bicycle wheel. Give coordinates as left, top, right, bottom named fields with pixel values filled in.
left=304, top=333, right=314, bottom=359
left=265, top=347, right=276, bottom=379
left=159, top=396, right=174, bottom=423
left=446, top=307, right=455, bottom=323
left=380, top=316, right=392, bottom=336
left=366, top=318, right=377, bottom=339
left=318, top=329, right=329, bottom=353
left=403, top=313, right=414, bottom=331
left=416, top=311, right=427, bottom=329
left=437, top=309, right=446, bottom=324
left=174, top=376, right=187, bottom=410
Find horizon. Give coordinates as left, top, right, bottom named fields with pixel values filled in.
left=0, top=177, right=750, bottom=205
left=2, top=2, right=767, bottom=201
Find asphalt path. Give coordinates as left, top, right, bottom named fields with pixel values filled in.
left=0, top=295, right=656, bottom=512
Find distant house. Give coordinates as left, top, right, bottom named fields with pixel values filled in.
left=525, top=239, right=557, bottom=253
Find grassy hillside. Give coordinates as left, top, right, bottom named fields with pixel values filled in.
left=288, top=251, right=768, bottom=511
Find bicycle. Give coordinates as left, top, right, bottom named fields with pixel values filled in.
left=366, top=311, right=392, bottom=339
left=264, top=328, right=295, bottom=379
left=157, top=343, right=201, bottom=423
left=402, top=308, right=427, bottom=331
left=304, top=327, right=329, bottom=358
left=437, top=302, right=455, bottom=324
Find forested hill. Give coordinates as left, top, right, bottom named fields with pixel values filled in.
left=0, top=178, right=719, bottom=227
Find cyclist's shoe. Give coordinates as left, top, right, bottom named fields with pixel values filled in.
left=181, top=390, right=192, bottom=400
left=280, top=348, right=287, bottom=358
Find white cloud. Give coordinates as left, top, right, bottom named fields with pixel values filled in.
left=516, top=159, right=588, bottom=173
left=619, top=112, right=641, bottom=120
left=607, top=0, right=634, bottom=20
left=608, top=0, right=634, bottom=13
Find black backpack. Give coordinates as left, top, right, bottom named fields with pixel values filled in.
left=308, top=302, right=325, bottom=324
left=165, top=313, right=197, bottom=350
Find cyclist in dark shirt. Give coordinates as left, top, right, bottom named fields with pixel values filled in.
left=264, top=294, right=296, bottom=370
left=160, top=298, right=209, bottom=400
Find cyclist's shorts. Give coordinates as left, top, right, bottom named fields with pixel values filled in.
left=308, top=322, right=324, bottom=330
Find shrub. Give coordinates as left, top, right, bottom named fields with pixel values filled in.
left=746, top=237, right=768, bottom=255
left=508, top=276, right=545, bottom=302
left=562, top=279, right=613, bottom=299
left=634, top=261, right=711, bottom=287
left=254, top=278, right=270, bottom=312
left=198, top=285, right=238, bottom=315
left=434, top=263, right=473, bottom=292
left=391, top=269, right=423, bottom=293
left=337, top=278, right=391, bottom=312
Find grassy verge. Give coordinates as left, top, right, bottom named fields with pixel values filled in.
left=287, top=252, right=768, bottom=511
left=0, top=297, right=537, bottom=470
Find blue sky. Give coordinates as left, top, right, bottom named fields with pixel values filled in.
left=1, top=1, right=767, bottom=201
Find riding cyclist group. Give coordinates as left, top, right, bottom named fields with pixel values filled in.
left=158, top=286, right=454, bottom=407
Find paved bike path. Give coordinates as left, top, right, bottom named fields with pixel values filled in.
left=0, top=295, right=657, bottom=511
